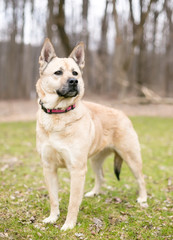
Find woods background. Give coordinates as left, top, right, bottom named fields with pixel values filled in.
left=0, top=0, right=173, bottom=100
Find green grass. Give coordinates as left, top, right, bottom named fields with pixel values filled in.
left=0, top=117, right=173, bottom=239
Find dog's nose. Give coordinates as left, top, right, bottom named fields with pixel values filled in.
left=68, top=78, right=78, bottom=86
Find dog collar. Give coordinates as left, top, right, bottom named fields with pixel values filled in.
left=39, top=100, right=75, bottom=114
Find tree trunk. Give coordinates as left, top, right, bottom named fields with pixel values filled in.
left=55, top=0, right=71, bottom=55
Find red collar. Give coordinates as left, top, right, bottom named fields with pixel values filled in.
left=39, top=100, right=75, bottom=114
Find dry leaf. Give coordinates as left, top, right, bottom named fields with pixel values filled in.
left=74, top=233, right=84, bottom=239
left=30, top=216, right=36, bottom=223
left=93, top=217, right=103, bottom=233
left=0, top=232, right=8, bottom=238
left=109, top=216, right=119, bottom=225
left=0, top=164, right=8, bottom=172
left=37, top=232, right=42, bottom=237
left=105, top=197, right=122, bottom=204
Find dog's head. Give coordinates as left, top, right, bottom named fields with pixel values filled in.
left=36, top=38, right=85, bottom=109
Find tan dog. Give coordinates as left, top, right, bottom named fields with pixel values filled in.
left=36, top=38, right=147, bottom=231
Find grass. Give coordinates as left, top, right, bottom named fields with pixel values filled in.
left=0, top=117, right=173, bottom=239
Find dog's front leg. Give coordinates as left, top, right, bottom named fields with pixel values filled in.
left=41, top=145, right=60, bottom=224
left=43, top=165, right=60, bottom=224
left=61, top=168, right=86, bottom=231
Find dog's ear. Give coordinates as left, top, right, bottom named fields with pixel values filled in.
left=39, top=38, right=56, bottom=72
left=69, top=42, right=85, bottom=69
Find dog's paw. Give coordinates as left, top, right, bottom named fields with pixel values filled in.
left=137, top=197, right=148, bottom=208
left=139, top=201, right=148, bottom=208
left=43, top=215, right=59, bottom=224
left=61, top=222, right=75, bottom=231
left=85, top=191, right=98, bottom=197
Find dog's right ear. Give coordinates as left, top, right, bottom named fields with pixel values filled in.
left=39, top=38, right=56, bottom=73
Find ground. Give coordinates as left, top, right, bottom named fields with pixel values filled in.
left=0, top=96, right=173, bottom=122
left=0, top=118, right=172, bottom=239
left=0, top=97, right=173, bottom=239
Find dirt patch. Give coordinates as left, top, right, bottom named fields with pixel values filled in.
left=0, top=97, right=172, bottom=122
left=0, top=100, right=38, bottom=122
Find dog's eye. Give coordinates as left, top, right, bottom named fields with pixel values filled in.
left=72, top=71, right=78, bottom=76
left=54, top=70, right=63, bottom=75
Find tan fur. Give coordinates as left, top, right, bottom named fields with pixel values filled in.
left=36, top=39, right=147, bottom=231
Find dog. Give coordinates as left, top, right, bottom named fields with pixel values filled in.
left=36, top=38, right=147, bottom=231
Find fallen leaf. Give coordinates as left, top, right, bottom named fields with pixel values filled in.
left=91, top=230, right=96, bottom=235
left=0, top=164, right=8, bottom=172
left=18, top=219, right=27, bottom=225
left=162, top=207, right=168, bottom=211
left=168, top=177, right=172, bottom=186
left=10, top=195, right=15, bottom=200
left=37, top=232, right=42, bottom=237
left=105, top=197, right=122, bottom=204
left=119, top=215, right=128, bottom=222
left=74, top=233, right=84, bottom=239
left=109, top=216, right=119, bottom=225
left=33, top=224, right=46, bottom=231
left=0, top=232, right=8, bottom=238
left=124, top=202, right=133, bottom=208
left=30, top=216, right=36, bottom=223
left=120, top=211, right=127, bottom=215
left=93, top=217, right=103, bottom=233
left=124, top=184, right=131, bottom=189
left=113, top=197, right=122, bottom=203
left=105, top=198, right=112, bottom=204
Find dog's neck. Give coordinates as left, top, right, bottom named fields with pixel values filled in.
left=39, top=99, right=76, bottom=114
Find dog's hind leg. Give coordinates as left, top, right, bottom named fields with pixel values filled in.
left=85, top=149, right=111, bottom=197
left=114, top=142, right=148, bottom=207
left=125, top=151, right=148, bottom=207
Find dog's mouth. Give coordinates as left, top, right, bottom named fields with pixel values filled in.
left=56, top=88, right=79, bottom=98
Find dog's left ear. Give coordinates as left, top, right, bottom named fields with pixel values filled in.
left=69, top=42, right=85, bottom=69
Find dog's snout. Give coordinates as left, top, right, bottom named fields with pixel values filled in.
left=56, top=78, right=79, bottom=98
left=68, top=78, right=78, bottom=86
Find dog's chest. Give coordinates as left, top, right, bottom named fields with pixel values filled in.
left=40, top=107, right=85, bottom=130
left=38, top=124, right=75, bottom=168
left=41, top=116, right=63, bottom=132
left=37, top=109, right=95, bottom=166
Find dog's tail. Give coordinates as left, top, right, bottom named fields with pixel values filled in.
left=114, top=152, right=123, bottom=181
